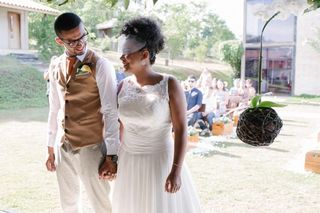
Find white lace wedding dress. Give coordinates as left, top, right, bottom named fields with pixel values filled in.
left=113, top=74, right=202, bottom=213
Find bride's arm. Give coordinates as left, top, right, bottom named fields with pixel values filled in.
left=165, top=76, right=188, bottom=193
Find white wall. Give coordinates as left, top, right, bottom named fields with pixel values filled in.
left=295, top=11, right=320, bottom=95
left=0, top=7, right=28, bottom=50
left=0, top=7, right=9, bottom=49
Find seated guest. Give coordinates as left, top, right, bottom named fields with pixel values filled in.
left=202, top=77, right=217, bottom=105
left=185, top=75, right=203, bottom=126
left=245, top=79, right=256, bottom=100
left=206, top=79, right=229, bottom=129
left=215, top=79, right=229, bottom=117
left=228, top=78, right=241, bottom=108
left=200, top=78, right=218, bottom=129
left=201, top=93, right=217, bottom=130
left=197, top=67, right=212, bottom=93
left=229, top=78, right=240, bottom=96
left=238, top=79, right=250, bottom=106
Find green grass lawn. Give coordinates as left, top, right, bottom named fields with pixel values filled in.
left=2, top=55, right=320, bottom=212
left=284, top=94, right=320, bottom=104
left=0, top=56, right=48, bottom=109
left=1, top=104, right=320, bottom=212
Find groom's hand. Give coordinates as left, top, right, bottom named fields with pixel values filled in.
left=45, top=147, right=56, bottom=172
left=98, top=155, right=117, bottom=180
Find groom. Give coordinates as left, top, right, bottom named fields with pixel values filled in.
left=45, top=12, right=119, bottom=213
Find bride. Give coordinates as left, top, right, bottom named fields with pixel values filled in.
left=112, top=17, right=202, bottom=213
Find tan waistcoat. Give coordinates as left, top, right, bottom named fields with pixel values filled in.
left=53, top=50, right=103, bottom=149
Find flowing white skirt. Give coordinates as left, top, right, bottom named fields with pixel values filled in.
left=112, top=147, right=202, bottom=213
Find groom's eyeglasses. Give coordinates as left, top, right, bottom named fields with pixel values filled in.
left=59, top=29, right=89, bottom=48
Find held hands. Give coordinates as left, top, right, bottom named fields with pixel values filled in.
left=165, top=169, right=182, bottom=193
left=98, top=156, right=117, bottom=181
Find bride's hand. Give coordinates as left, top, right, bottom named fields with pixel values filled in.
left=165, top=170, right=181, bottom=193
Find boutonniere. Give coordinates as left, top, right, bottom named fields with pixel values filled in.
left=76, top=63, right=93, bottom=76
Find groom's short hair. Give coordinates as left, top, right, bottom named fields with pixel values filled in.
left=54, top=12, right=82, bottom=36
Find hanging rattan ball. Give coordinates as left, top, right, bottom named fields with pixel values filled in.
left=236, top=107, right=283, bottom=146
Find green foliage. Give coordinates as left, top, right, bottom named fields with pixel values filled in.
left=37, top=0, right=234, bottom=62
left=46, top=0, right=159, bottom=9
left=155, top=4, right=190, bottom=59
left=251, top=95, right=262, bottom=108
left=106, top=8, right=139, bottom=37
left=201, top=13, right=235, bottom=55
left=299, top=93, right=320, bottom=98
left=194, top=41, right=208, bottom=62
left=91, top=38, right=112, bottom=51
left=0, top=56, right=48, bottom=109
left=258, top=101, right=286, bottom=108
left=30, top=0, right=124, bottom=59
left=250, top=95, right=286, bottom=108
left=305, top=0, right=320, bottom=12
left=29, top=13, right=63, bottom=61
left=154, top=3, right=235, bottom=60
left=218, top=40, right=243, bottom=78
left=51, top=0, right=110, bottom=33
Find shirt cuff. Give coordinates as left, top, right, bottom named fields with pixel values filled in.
left=104, top=138, right=119, bottom=155
left=47, top=138, right=55, bottom=147
left=47, top=131, right=56, bottom=147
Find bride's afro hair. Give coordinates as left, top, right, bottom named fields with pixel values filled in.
left=120, top=17, right=164, bottom=65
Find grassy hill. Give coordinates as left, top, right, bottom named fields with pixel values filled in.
left=0, top=56, right=48, bottom=109
left=100, top=50, right=234, bottom=82
left=0, top=52, right=234, bottom=110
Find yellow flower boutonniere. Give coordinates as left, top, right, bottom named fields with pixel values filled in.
left=76, top=63, right=92, bottom=76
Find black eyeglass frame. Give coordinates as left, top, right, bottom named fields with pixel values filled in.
left=59, top=28, right=89, bottom=48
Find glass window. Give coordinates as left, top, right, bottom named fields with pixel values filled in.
left=245, top=47, right=294, bottom=94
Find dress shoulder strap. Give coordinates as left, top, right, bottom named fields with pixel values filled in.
left=161, top=74, right=170, bottom=101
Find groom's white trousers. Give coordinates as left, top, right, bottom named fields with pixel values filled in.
left=55, top=142, right=111, bottom=213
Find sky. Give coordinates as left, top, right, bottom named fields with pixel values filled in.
left=154, top=0, right=244, bottom=38
left=206, top=0, right=244, bottom=38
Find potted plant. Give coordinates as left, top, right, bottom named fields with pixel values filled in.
left=236, top=11, right=286, bottom=146
left=212, top=116, right=233, bottom=136
left=187, top=126, right=200, bottom=143
left=236, top=95, right=285, bottom=146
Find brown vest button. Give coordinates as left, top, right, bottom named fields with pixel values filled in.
left=65, top=100, right=69, bottom=103
left=65, top=115, right=68, bottom=119
left=64, top=129, right=68, bottom=133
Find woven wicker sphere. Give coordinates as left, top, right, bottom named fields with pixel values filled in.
left=236, top=107, right=283, bottom=146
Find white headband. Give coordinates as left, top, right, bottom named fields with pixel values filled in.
left=118, top=34, right=146, bottom=55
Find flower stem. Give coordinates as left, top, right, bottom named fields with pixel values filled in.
left=258, top=11, right=280, bottom=96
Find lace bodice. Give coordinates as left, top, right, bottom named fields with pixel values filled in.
left=118, top=74, right=173, bottom=153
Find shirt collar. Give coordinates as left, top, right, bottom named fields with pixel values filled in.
left=64, top=47, right=88, bottom=62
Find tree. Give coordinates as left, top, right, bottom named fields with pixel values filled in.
left=30, top=0, right=120, bottom=60
left=201, top=12, right=235, bottom=57
left=194, top=41, right=208, bottom=62
left=155, top=3, right=193, bottom=59
left=154, top=3, right=235, bottom=60
left=46, top=0, right=158, bottom=9
left=29, top=13, right=63, bottom=60
left=218, top=40, right=244, bottom=78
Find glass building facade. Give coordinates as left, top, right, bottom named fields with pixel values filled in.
left=244, top=0, right=297, bottom=94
